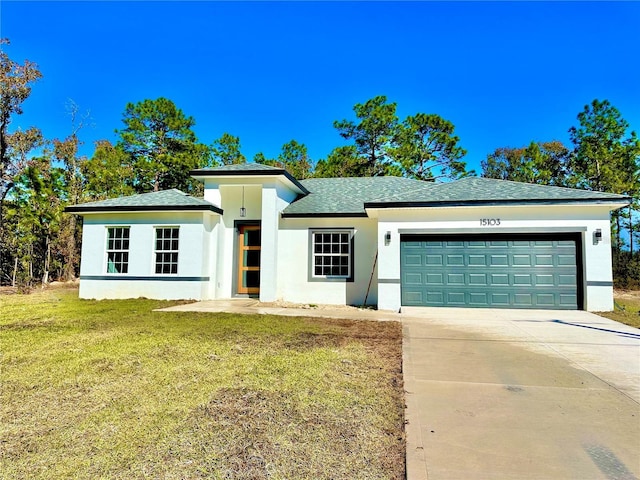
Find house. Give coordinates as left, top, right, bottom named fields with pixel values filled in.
left=66, top=163, right=630, bottom=311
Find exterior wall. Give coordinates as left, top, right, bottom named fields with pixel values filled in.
left=374, top=204, right=616, bottom=312
left=260, top=182, right=279, bottom=302
left=277, top=217, right=379, bottom=306
left=78, top=212, right=218, bottom=300
left=214, top=184, right=263, bottom=298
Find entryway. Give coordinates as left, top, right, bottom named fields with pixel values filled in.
left=237, top=225, right=261, bottom=295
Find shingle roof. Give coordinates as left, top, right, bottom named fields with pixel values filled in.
left=65, top=189, right=222, bottom=214
left=282, top=177, right=433, bottom=216
left=364, top=177, right=630, bottom=208
left=67, top=177, right=629, bottom=217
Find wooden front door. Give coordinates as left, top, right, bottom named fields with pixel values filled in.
left=237, top=225, right=261, bottom=295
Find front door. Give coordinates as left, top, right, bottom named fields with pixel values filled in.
left=237, top=225, right=261, bottom=295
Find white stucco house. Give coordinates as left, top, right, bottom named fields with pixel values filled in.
left=66, top=163, right=629, bottom=311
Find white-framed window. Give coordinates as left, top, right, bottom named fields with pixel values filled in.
left=106, top=227, right=130, bottom=274
left=311, top=229, right=353, bottom=279
left=154, top=227, right=179, bottom=274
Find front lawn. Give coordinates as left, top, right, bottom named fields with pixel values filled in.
left=598, top=290, right=640, bottom=329
left=0, top=289, right=404, bottom=479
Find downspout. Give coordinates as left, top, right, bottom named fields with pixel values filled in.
left=364, top=250, right=378, bottom=306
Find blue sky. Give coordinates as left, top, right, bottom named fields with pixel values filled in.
left=3, top=1, right=639, bottom=175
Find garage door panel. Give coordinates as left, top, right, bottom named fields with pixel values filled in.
left=403, top=254, right=423, bottom=267
left=468, top=241, right=487, bottom=247
left=490, top=273, right=509, bottom=285
left=513, top=293, right=534, bottom=306
left=535, top=274, right=554, bottom=286
left=447, top=273, right=465, bottom=285
left=468, top=273, right=487, bottom=285
left=403, top=291, right=423, bottom=304
left=446, top=255, right=464, bottom=265
left=446, top=241, right=464, bottom=247
left=558, top=254, right=576, bottom=265
left=426, top=254, right=443, bottom=265
left=468, top=254, right=487, bottom=266
left=404, top=272, right=422, bottom=285
left=490, top=293, right=510, bottom=305
left=534, top=240, right=554, bottom=247
left=536, top=293, right=556, bottom=306
left=512, top=254, right=532, bottom=266
left=559, top=294, right=578, bottom=306
left=489, top=240, right=509, bottom=247
left=535, top=254, right=554, bottom=266
left=426, top=291, right=444, bottom=303
left=490, top=254, right=508, bottom=266
left=513, top=274, right=533, bottom=286
left=401, top=235, right=579, bottom=310
left=446, top=292, right=466, bottom=304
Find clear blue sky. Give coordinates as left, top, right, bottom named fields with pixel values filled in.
left=2, top=1, right=639, bottom=175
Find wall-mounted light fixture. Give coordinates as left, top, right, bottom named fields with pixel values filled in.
left=385, top=231, right=391, bottom=246
left=594, top=228, right=602, bottom=243
left=240, top=186, right=246, bottom=217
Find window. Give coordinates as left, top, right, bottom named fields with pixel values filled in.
left=311, top=230, right=352, bottom=278
left=106, top=227, right=130, bottom=274
left=155, top=227, right=179, bottom=274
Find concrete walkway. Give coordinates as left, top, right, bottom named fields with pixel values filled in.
left=159, top=300, right=640, bottom=479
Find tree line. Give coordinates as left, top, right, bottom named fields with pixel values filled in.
left=1, top=39, right=639, bottom=289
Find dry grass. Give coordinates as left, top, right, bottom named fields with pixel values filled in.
left=0, top=289, right=404, bottom=479
left=598, top=289, right=640, bottom=328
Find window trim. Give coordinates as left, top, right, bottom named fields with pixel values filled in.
left=105, top=226, right=130, bottom=274
left=308, top=228, right=354, bottom=282
left=153, top=226, right=180, bottom=276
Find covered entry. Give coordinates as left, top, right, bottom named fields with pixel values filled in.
left=400, top=234, right=581, bottom=309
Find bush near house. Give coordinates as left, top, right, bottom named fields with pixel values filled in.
left=0, top=289, right=405, bottom=480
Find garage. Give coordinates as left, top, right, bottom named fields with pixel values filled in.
left=400, top=234, right=581, bottom=309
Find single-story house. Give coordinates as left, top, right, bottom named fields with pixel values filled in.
left=66, top=163, right=629, bottom=311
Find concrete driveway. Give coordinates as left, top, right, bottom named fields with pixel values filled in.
left=401, top=307, right=640, bottom=480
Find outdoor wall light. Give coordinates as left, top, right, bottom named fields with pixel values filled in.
left=385, top=231, right=391, bottom=245
left=240, top=186, right=246, bottom=217
left=594, top=228, right=602, bottom=243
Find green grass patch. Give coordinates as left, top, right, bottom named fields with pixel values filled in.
left=598, top=290, right=640, bottom=328
left=0, top=289, right=404, bottom=479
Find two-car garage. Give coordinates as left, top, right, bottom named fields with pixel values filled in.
left=400, top=234, right=581, bottom=310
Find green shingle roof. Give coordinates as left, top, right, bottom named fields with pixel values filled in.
left=65, top=189, right=222, bottom=214
left=283, top=176, right=629, bottom=216
left=282, top=177, right=434, bottom=216
left=67, top=177, right=629, bottom=217
left=364, top=177, right=630, bottom=208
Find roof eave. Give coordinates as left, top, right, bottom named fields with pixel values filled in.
left=65, top=205, right=224, bottom=215
left=364, top=198, right=631, bottom=209
left=281, top=212, right=369, bottom=218
left=190, top=168, right=309, bottom=195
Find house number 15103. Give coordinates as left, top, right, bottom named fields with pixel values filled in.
left=480, top=218, right=501, bottom=226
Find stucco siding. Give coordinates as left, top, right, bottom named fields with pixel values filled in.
left=78, top=212, right=214, bottom=300
left=277, top=217, right=379, bottom=306
left=375, top=204, right=615, bottom=312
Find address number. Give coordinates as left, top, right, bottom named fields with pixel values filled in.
left=480, top=218, right=501, bottom=226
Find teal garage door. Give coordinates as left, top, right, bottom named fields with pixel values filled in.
left=401, top=234, right=580, bottom=309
